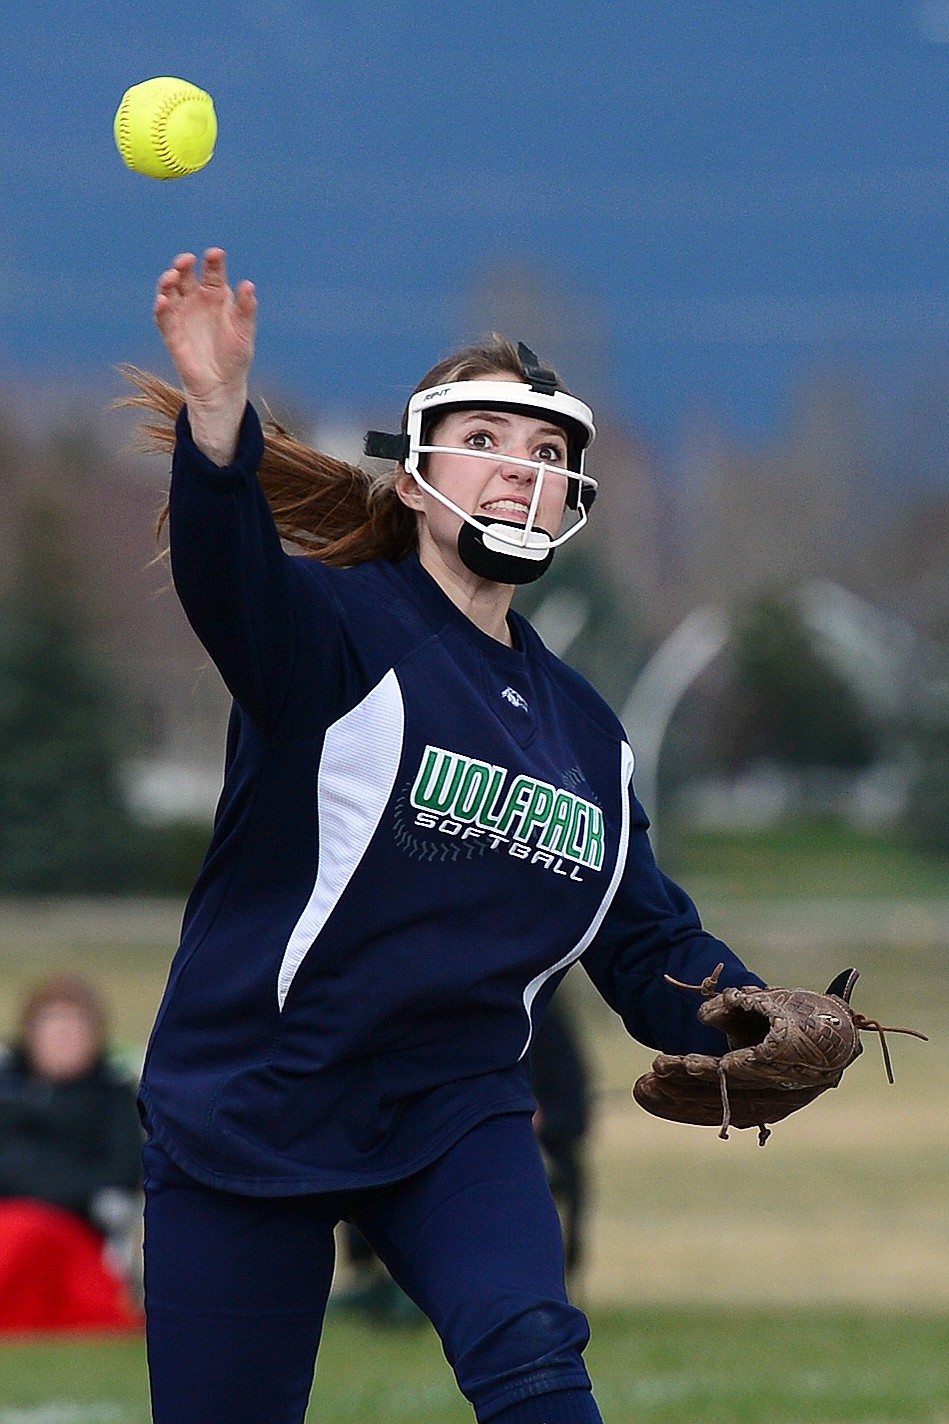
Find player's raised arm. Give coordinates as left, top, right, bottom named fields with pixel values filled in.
left=154, top=247, right=257, bottom=466
left=152, top=247, right=301, bottom=730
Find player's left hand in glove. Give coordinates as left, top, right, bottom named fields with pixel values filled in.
left=632, top=967, right=927, bottom=1145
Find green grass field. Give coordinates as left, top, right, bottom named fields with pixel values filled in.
left=0, top=1306, right=947, bottom=1422
left=668, top=817, right=949, bottom=900
left=0, top=822, right=946, bottom=1420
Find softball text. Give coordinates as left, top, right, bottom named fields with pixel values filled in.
left=410, top=745, right=605, bottom=872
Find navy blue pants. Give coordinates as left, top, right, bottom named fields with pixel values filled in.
left=143, top=1113, right=603, bottom=1423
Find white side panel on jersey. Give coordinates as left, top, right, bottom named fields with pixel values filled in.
left=277, top=669, right=405, bottom=1009
left=517, top=740, right=635, bottom=1059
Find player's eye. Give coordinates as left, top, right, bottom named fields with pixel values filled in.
left=536, top=442, right=566, bottom=465
left=465, top=430, right=494, bottom=450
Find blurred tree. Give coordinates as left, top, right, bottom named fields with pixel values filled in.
left=679, top=372, right=873, bottom=616
left=720, top=591, right=880, bottom=772
left=0, top=492, right=147, bottom=893
left=903, top=688, right=949, bottom=857
left=514, top=544, right=641, bottom=710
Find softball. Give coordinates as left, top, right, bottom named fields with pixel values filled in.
left=114, top=77, right=217, bottom=179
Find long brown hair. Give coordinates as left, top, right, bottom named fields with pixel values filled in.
left=119, top=335, right=568, bottom=566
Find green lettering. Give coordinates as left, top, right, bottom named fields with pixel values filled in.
left=478, top=767, right=507, bottom=829
left=494, top=777, right=535, bottom=837
left=411, top=746, right=465, bottom=813
left=584, top=806, right=605, bottom=871
left=538, top=791, right=575, bottom=854
left=565, top=798, right=587, bottom=860
left=517, top=781, right=555, bottom=843
left=454, top=760, right=493, bottom=821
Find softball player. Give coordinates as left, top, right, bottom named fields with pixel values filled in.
left=136, top=247, right=763, bottom=1424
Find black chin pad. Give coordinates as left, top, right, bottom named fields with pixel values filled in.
left=457, top=519, right=554, bottom=585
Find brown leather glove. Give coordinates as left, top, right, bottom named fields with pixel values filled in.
left=632, top=967, right=927, bottom=1145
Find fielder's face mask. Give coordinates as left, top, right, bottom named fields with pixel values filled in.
left=365, top=344, right=597, bottom=584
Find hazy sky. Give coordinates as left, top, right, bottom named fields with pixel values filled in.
left=2, top=1, right=948, bottom=451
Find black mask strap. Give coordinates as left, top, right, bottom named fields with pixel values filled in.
left=364, top=430, right=410, bottom=462
left=517, top=342, right=558, bottom=397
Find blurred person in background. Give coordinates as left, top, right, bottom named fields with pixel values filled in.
left=0, top=972, right=143, bottom=1331
left=529, top=987, right=591, bottom=1289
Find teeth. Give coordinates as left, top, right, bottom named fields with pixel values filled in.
left=484, top=500, right=528, bottom=515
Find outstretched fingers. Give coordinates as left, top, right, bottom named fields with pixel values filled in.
left=173, top=252, right=199, bottom=290
left=153, top=249, right=250, bottom=332
left=234, top=279, right=258, bottom=329
left=200, top=246, right=228, bottom=288
left=151, top=245, right=257, bottom=410
left=154, top=249, right=230, bottom=311
left=154, top=253, right=196, bottom=326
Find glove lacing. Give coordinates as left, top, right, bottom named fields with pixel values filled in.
left=665, top=964, right=928, bottom=1145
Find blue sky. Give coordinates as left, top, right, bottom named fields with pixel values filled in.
left=1, top=1, right=947, bottom=453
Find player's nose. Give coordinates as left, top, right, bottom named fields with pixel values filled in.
left=498, top=446, right=536, bottom=481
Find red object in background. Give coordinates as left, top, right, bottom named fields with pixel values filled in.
left=0, top=1199, right=142, bottom=1333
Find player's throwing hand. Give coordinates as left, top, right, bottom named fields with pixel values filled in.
left=154, top=247, right=256, bottom=464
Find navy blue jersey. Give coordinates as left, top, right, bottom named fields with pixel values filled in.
left=139, top=404, right=762, bottom=1195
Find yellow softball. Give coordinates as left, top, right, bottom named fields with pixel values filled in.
left=114, top=77, right=217, bottom=179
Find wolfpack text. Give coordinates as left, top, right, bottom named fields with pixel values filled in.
left=409, top=745, right=605, bottom=875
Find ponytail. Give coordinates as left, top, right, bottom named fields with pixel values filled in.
left=118, top=365, right=416, bottom=564
left=119, top=335, right=565, bottom=566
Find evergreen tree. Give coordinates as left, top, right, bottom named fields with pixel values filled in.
left=724, top=592, right=879, bottom=771
left=904, top=692, right=949, bottom=856
left=0, top=492, right=146, bottom=892
left=514, top=544, right=641, bottom=709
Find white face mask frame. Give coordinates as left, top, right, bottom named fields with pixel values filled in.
left=404, top=380, right=597, bottom=563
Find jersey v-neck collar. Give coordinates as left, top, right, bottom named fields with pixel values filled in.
left=394, top=553, right=534, bottom=670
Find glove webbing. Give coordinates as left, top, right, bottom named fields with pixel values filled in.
left=666, top=964, right=928, bottom=1143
